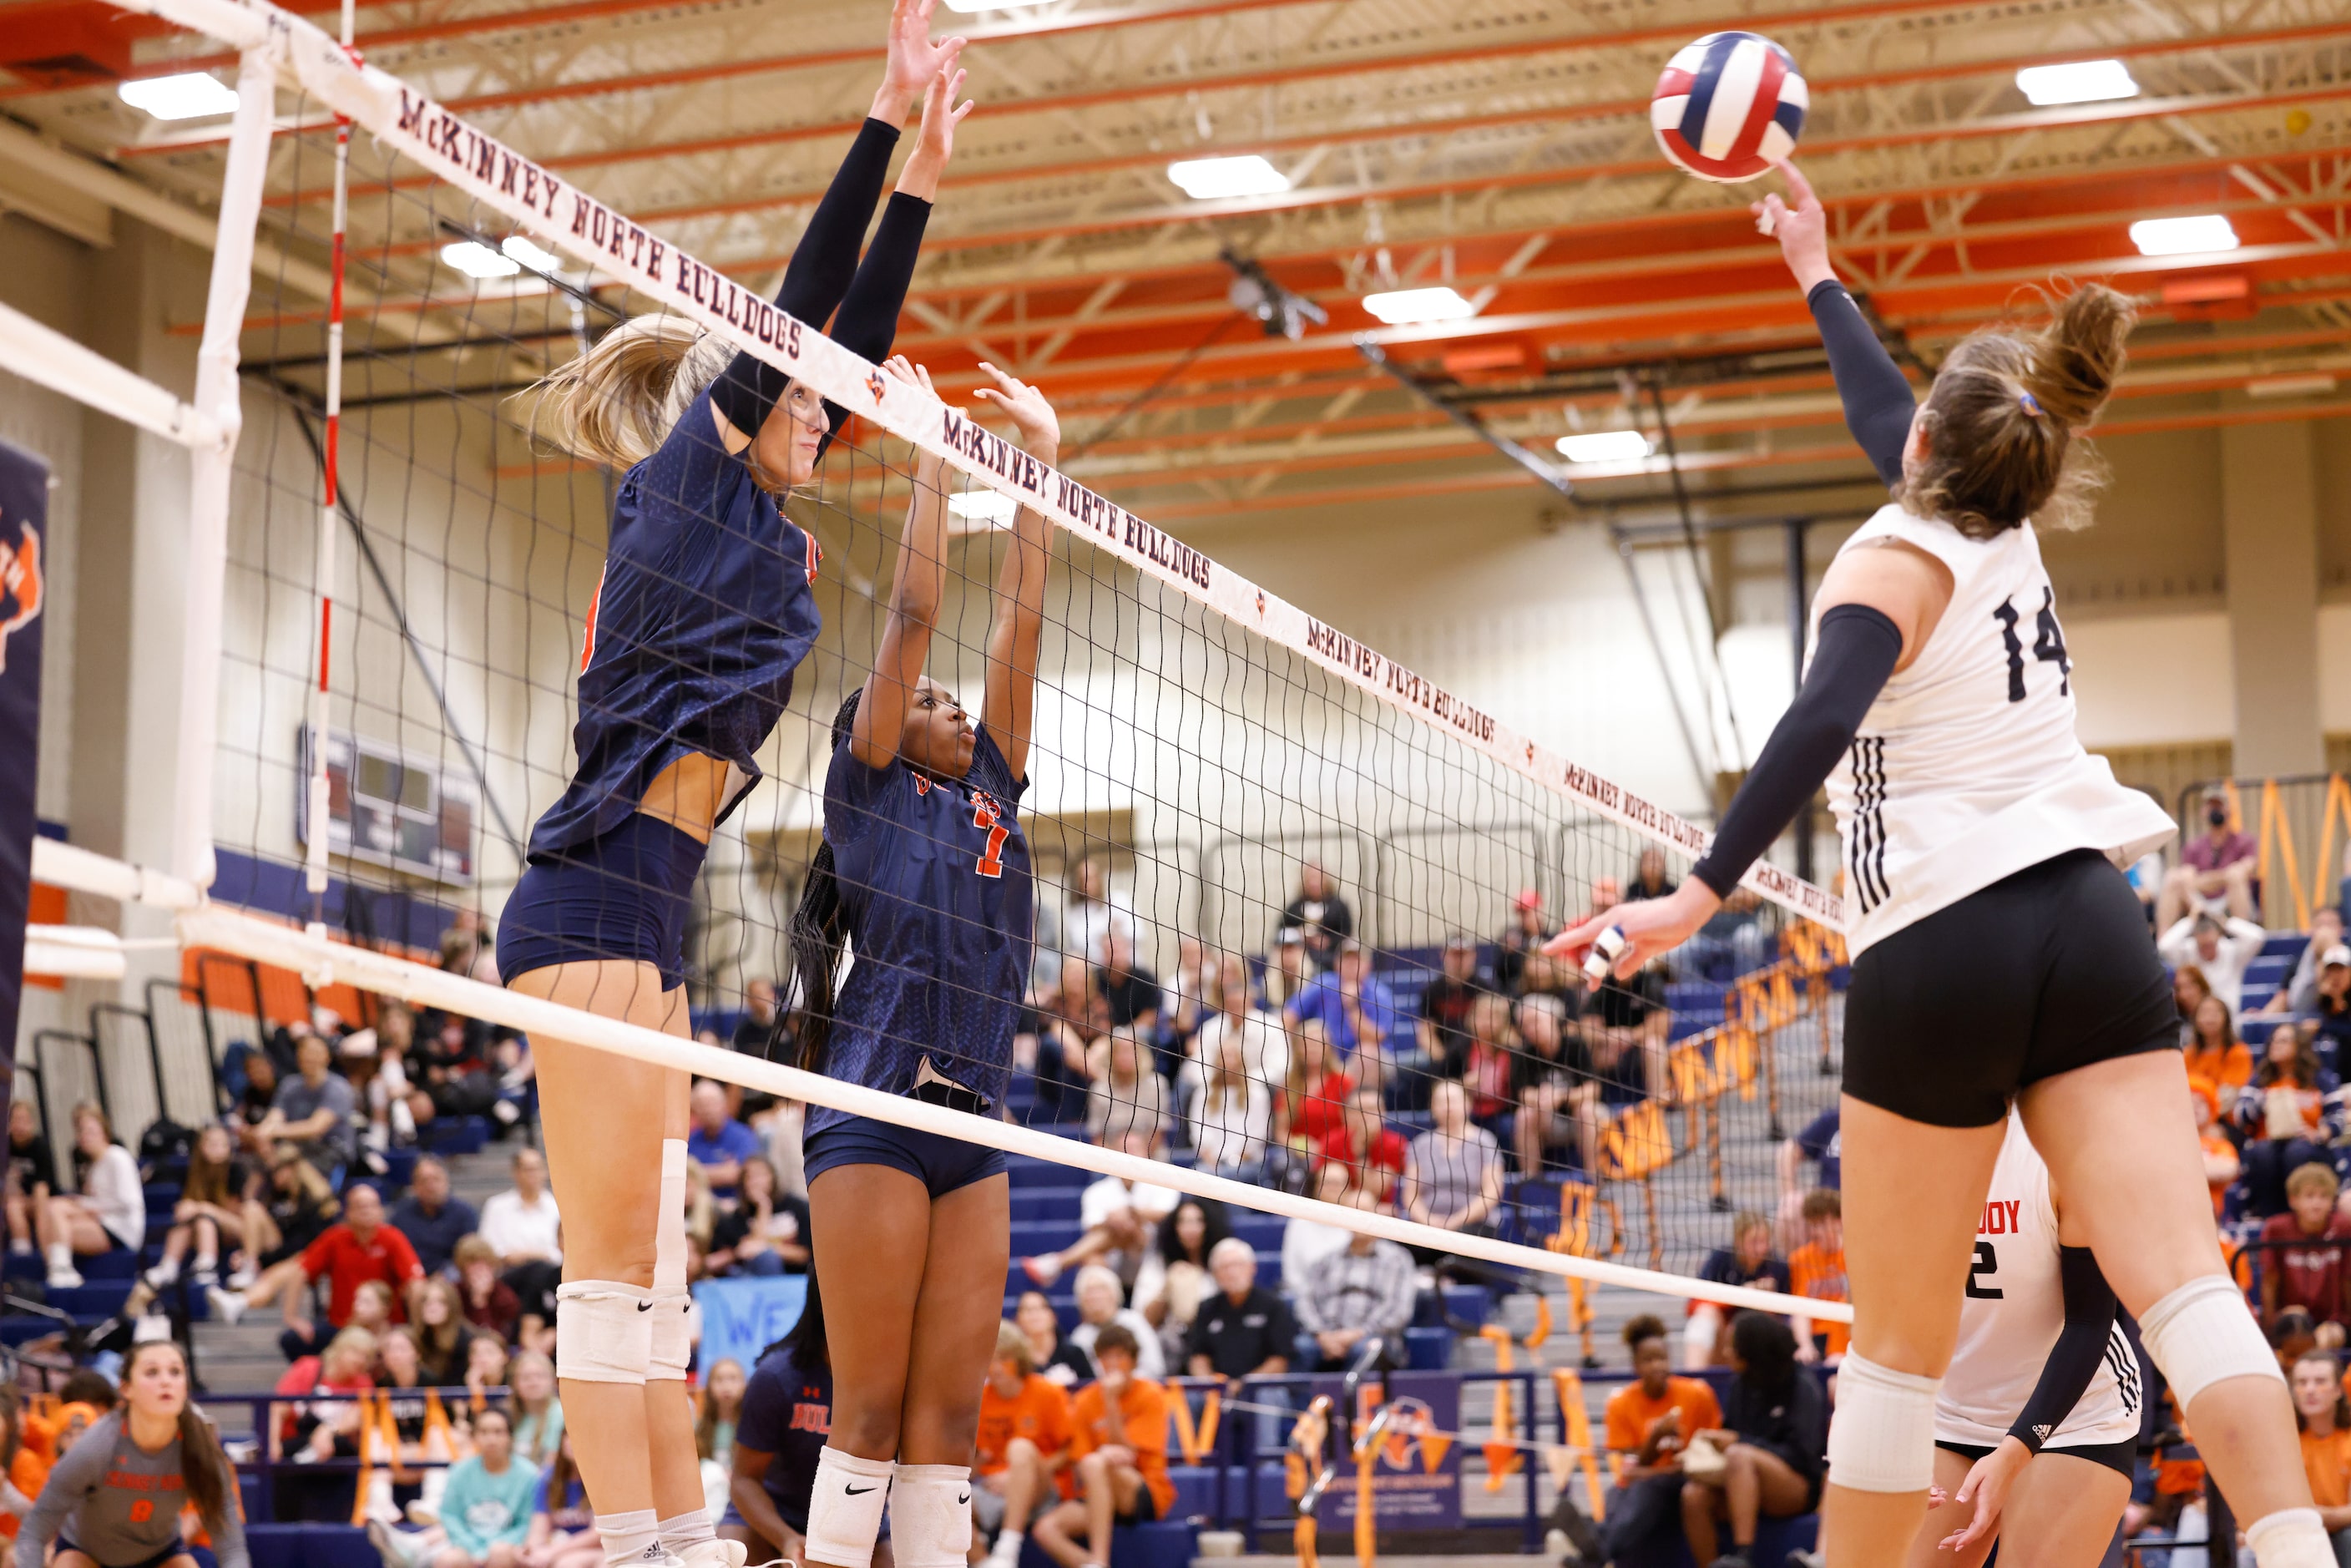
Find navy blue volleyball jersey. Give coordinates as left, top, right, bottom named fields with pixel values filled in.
left=528, top=386, right=822, bottom=858
left=736, top=1345, right=836, bottom=1534
left=807, top=726, right=1034, bottom=1137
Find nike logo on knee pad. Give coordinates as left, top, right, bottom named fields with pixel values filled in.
left=846, top=1485, right=878, bottom=1495
left=637, top=1300, right=654, bottom=1311
left=958, top=1493, right=972, bottom=1505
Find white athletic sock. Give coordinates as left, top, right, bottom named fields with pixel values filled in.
left=989, top=1528, right=1024, bottom=1564
left=44, top=1243, right=68, bottom=1272
left=657, top=1510, right=714, bottom=1555
left=598, top=1508, right=663, bottom=1566
left=2247, top=1507, right=2336, bottom=1568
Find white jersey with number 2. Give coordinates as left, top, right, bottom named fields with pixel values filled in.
left=1818, top=504, right=2175, bottom=957
left=1935, top=1111, right=2141, bottom=1449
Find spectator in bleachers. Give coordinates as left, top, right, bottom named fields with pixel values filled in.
left=1095, top=927, right=1165, bottom=1041
left=695, top=1357, right=745, bottom=1474
left=241, top=1149, right=339, bottom=1291
left=731, top=978, right=787, bottom=1060
left=1676, top=1313, right=1824, bottom=1568
left=2259, top=1165, right=2351, bottom=1345
left=1285, top=940, right=1398, bottom=1075
left=1628, top=845, right=1676, bottom=903
left=1141, top=1197, right=1228, bottom=1367
left=2308, top=947, right=2351, bottom=1077
left=0, top=1386, right=53, bottom=1559
left=1494, top=888, right=1555, bottom=997
left=1180, top=1028, right=1270, bottom=1181
left=973, top=1320, right=1074, bottom=1568
left=1028, top=956, right=1100, bottom=1124
left=686, top=1079, right=762, bottom=1205
left=1297, top=1187, right=1413, bottom=1371
left=1512, top=994, right=1601, bottom=1179
left=2160, top=908, right=2270, bottom=1018
left=1282, top=1021, right=1353, bottom=1152
left=1282, top=1162, right=1356, bottom=1294
left=1580, top=876, right=1624, bottom=927
left=137, top=1122, right=250, bottom=1298
left=1401, top=1080, right=1506, bottom=1260
left=4, top=1100, right=50, bottom=1262
left=1278, top=862, right=1354, bottom=974
left=275, top=1323, right=378, bottom=1464
left=427, top=1404, right=538, bottom=1568
left=1455, top=994, right=1521, bottom=1127
left=1686, top=1213, right=1790, bottom=1372
left=414, top=1276, right=477, bottom=1385
left=1016, top=1289, right=1094, bottom=1388
left=507, top=1349, right=564, bottom=1469
left=455, top=1236, right=521, bottom=1343
left=391, top=1156, right=478, bottom=1280
left=37, top=1104, right=143, bottom=1291
left=1190, top=951, right=1287, bottom=1097
left=1033, top=1325, right=1175, bottom=1568
left=244, top=1031, right=358, bottom=1178
left=1775, top=1106, right=1840, bottom=1253
left=1184, top=1237, right=1294, bottom=1383
left=213, top=1178, right=423, bottom=1358
left=1600, top=1314, right=1725, bottom=1560
left=1068, top=1265, right=1165, bottom=1380
left=2289, top=1350, right=2351, bottom=1558
left=1083, top=1033, right=1171, bottom=1150
left=478, top=1148, right=561, bottom=1334
left=1418, top=936, right=1488, bottom=1075
left=523, top=1434, right=594, bottom=1568
left=361, top=1001, right=434, bottom=1151
left=2185, top=991, right=2256, bottom=1091
left=1062, top=854, right=1136, bottom=970
left=1318, top=1085, right=1408, bottom=1206
left=2176, top=962, right=2214, bottom=1035
left=1787, top=1188, right=1848, bottom=1363
left=2191, top=1078, right=2241, bottom=1217
left=1166, top=936, right=1216, bottom=1053
left=2160, top=786, right=2260, bottom=928
left=1586, top=956, right=1671, bottom=1109
left=1024, top=1128, right=1177, bottom=1292
left=707, top=1156, right=810, bottom=1277
left=1686, top=888, right=1771, bottom=982
left=2238, top=1032, right=2343, bottom=1217
left=2262, top=909, right=2347, bottom=1020
left=1265, top=928, right=1311, bottom=1013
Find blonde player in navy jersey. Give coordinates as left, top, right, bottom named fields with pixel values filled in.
left=496, top=9, right=971, bottom=1566
left=1555, top=158, right=2324, bottom=1568
left=784, top=355, right=1054, bottom=1568
left=1909, top=1111, right=2139, bottom=1567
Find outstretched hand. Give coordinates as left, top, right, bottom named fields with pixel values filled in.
left=1935, top=1437, right=2030, bottom=1555
left=881, top=355, right=947, bottom=478
left=1544, top=881, right=1718, bottom=982
left=973, top=362, right=1060, bottom=457
left=876, top=0, right=965, bottom=125
left=898, top=61, right=974, bottom=199
left=1751, top=160, right=1836, bottom=294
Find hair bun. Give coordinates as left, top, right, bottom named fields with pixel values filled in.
left=2024, top=282, right=2135, bottom=429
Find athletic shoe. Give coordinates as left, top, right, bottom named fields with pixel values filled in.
left=404, top=1499, right=440, bottom=1527
left=367, top=1520, right=421, bottom=1568
left=1019, top=1256, right=1061, bottom=1287
left=1708, top=1555, right=1753, bottom=1568
left=192, top=1264, right=218, bottom=1290
left=225, top=1262, right=256, bottom=1290
left=46, top=1265, right=82, bottom=1290
left=145, top=1257, right=180, bottom=1288
left=676, top=1542, right=747, bottom=1568
left=1785, top=1552, right=1825, bottom=1568
left=205, top=1287, right=246, bottom=1326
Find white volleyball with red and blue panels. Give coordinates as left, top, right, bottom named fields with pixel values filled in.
left=1651, top=32, right=1807, bottom=183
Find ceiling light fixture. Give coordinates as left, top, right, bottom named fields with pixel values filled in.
left=1361, top=286, right=1478, bottom=326
left=947, top=490, right=1020, bottom=525
left=441, top=240, right=523, bottom=280
left=1167, top=154, right=1289, bottom=200
left=2015, top=59, right=2139, bottom=106
left=501, top=235, right=564, bottom=273
left=118, top=72, right=240, bottom=120
left=2130, top=215, right=2240, bottom=256
left=1555, top=430, right=1653, bottom=464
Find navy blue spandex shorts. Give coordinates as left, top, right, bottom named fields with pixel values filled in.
left=803, top=1115, right=1006, bottom=1199
left=498, top=812, right=706, bottom=991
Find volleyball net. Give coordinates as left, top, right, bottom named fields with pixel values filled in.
left=13, top=0, right=1850, bottom=1331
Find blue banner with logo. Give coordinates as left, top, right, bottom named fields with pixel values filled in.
left=0, top=440, right=48, bottom=1105
left=1326, top=1370, right=1463, bottom=1531
left=694, top=1274, right=806, bottom=1373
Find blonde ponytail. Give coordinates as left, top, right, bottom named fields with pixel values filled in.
left=521, top=314, right=735, bottom=470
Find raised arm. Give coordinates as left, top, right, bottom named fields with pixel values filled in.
left=973, top=363, right=1059, bottom=782
left=1755, top=164, right=1918, bottom=487
left=851, top=356, right=954, bottom=769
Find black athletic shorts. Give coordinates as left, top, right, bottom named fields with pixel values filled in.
left=1937, top=1435, right=2136, bottom=1479
left=1843, top=849, right=2181, bottom=1128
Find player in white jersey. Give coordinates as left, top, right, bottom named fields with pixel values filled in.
left=1913, top=1113, right=2138, bottom=1567
left=1555, top=159, right=2322, bottom=1568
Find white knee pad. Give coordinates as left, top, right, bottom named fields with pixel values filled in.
left=2140, top=1272, right=2283, bottom=1408
left=647, top=1286, right=694, bottom=1382
left=1824, top=1350, right=1942, bottom=1494
left=806, top=1449, right=893, bottom=1568
left=655, top=1139, right=688, bottom=1292
left=554, top=1280, right=653, bottom=1385
left=2247, top=1508, right=2339, bottom=1568
left=888, top=1464, right=973, bottom=1568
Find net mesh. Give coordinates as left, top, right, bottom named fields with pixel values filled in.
left=185, top=53, right=1848, bottom=1341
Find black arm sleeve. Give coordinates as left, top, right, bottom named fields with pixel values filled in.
left=1809, top=279, right=1917, bottom=488
left=1689, top=603, right=1904, bottom=899
left=808, top=190, right=933, bottom=462
left=710, top=116, right=902, bottom=438
left=2007, top=1246, right=2121, bottom=1454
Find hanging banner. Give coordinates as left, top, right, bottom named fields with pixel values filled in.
left=693, top=1274, right=807, bottom=1373
left=1325, top=1370, right=1463, bottom=1532
left=0, top=439, right=48, bottom=1100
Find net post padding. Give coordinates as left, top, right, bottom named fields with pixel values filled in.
left=173, top=38, right=283, bottom=893
left=116, top=0, right=1840, bottom=930
left=174, top=900, right=1850, bottom=1323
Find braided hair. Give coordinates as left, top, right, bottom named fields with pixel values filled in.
left=789, top=688, right=867, bottom=1074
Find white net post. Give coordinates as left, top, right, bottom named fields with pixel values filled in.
left=173, top=37, right=284, bottom=892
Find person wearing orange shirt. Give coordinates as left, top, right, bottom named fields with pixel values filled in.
left=1787, top=1189, right=1849, bottom=1361
left=1597, top=1315, right=1725, bottom=1561
left=1031, top=1326, right=1173, bottom=1568
left=0, top=1388, right=51, bottom=1547
left=2191, top=1078, right=2241, bottom=1218
left=2290, top=1351, right=2351, bottom=1556
left=973, top=1323, right=1074, bottom=1568
left=2183, top=992, right=2255, bottom=1092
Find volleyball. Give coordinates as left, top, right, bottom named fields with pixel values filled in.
left=1651, top=31, right=1808, bottom=183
